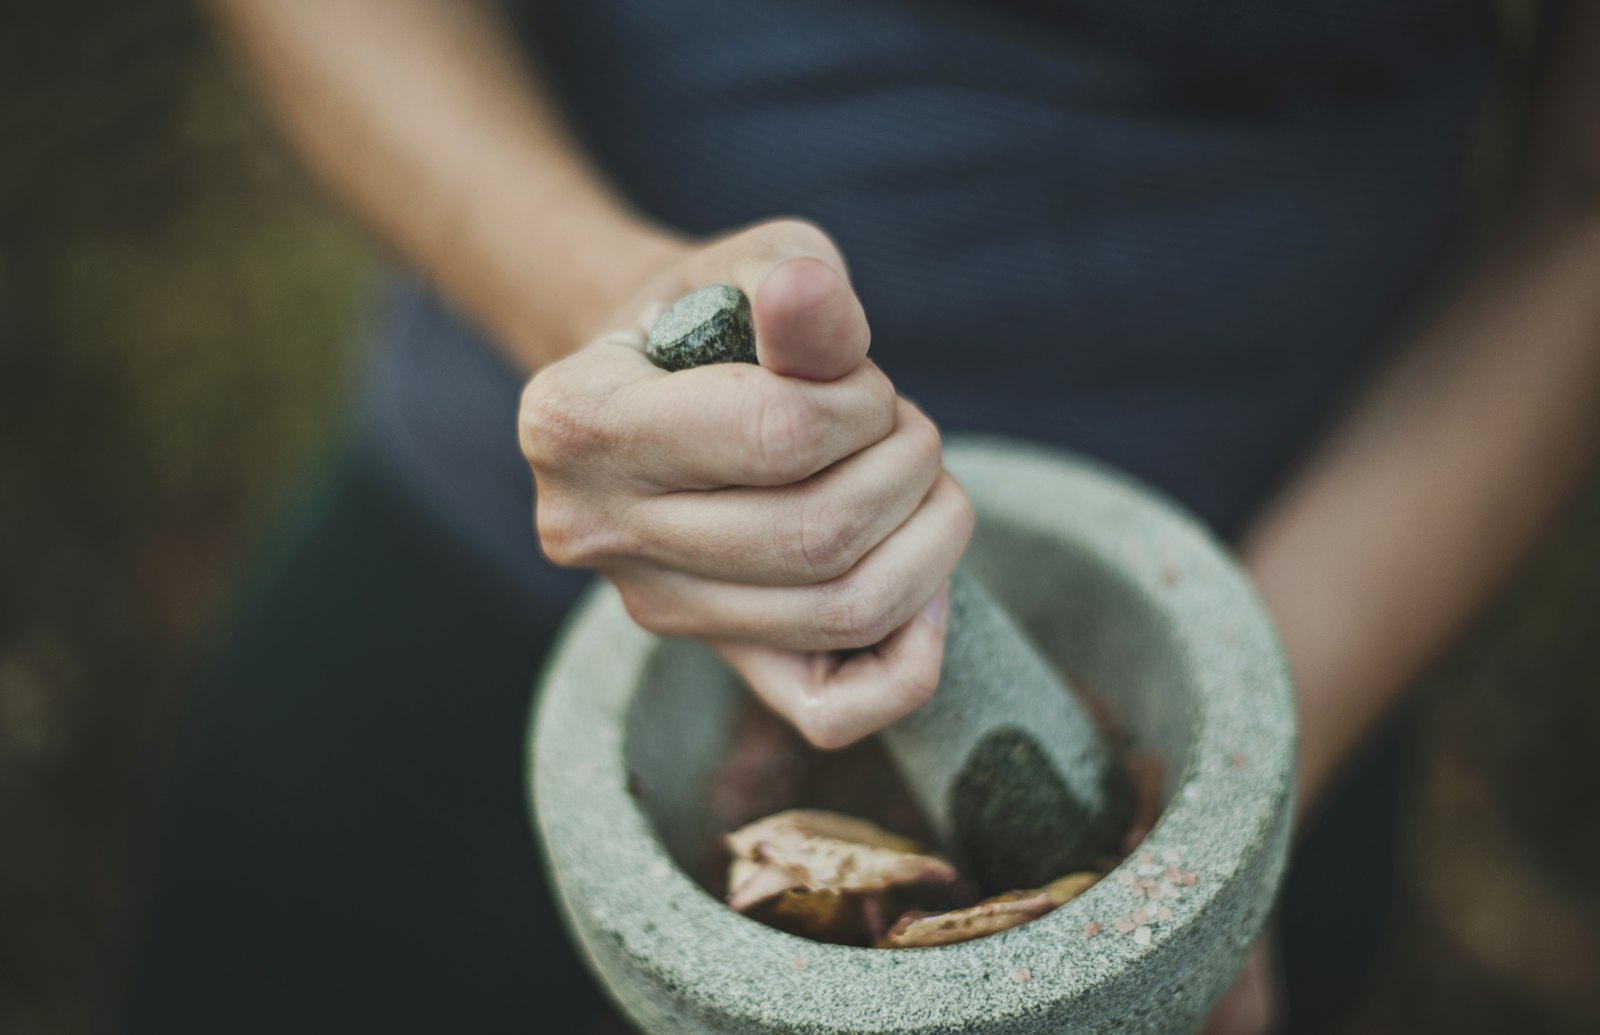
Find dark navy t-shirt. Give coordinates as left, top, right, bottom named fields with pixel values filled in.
left=365, top=0, right=1497, bottom=606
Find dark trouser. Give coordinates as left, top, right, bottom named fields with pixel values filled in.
left=123, top=449, right=1401, bottom=1034
left=121, top=447, right=606, bottom=1033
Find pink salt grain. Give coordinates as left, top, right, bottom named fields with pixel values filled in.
left=1084, top=921, right=1102, bottom=938
left=791, top=957, right=808, bottom=972
left=1013, top=967, right=1032, bottom=984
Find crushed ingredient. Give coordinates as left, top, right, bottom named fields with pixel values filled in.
left=724, top=808, right=1101, bottom=948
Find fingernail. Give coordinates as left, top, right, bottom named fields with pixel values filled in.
left=920, top=584, right=950, bottom=629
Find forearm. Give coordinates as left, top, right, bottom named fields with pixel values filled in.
left=204, top=0, right=684, bottom=368
left=1242, top=213, right=1600, bottom=818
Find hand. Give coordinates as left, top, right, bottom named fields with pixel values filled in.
left=1199, top=934, right=1279, bottom=1035
left=519, top=218, right=973, bottom=748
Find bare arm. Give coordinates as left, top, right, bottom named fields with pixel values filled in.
left=1241, top=9, right=1600, bottom=821
left=1244, top=217, right=1600, bottom=816
left=203, top=0, right=685, bottom=368
left=204, top=0, right=970, bottom=748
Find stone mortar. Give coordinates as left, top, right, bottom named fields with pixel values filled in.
left=531, top=436, right=1296, bottom=1034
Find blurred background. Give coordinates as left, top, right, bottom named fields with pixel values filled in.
left=1, top=2, right=1597, bottom=1033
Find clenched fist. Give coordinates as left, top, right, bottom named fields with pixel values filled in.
left=519, top=219, right=972, bottom=748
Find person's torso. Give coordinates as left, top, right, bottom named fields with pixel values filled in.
left=370, top=0, right=1498, bottom=603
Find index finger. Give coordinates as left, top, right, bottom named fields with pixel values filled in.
left=590, top=335, right=898, bottom=489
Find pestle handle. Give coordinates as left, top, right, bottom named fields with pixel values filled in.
left=892, top=568, right=1130, bottom=884
left=645, top=285, right=1130, bottom=886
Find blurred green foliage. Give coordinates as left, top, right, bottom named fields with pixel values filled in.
left=1, top=5, right=372, bottom=1032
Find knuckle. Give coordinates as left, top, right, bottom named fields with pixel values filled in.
left=518, top=364, right=606, bottom=468
left=789, top=495, right=865, bottom=582
left=533, top=502, right=578, bottom=566
left=791, top=699, right=856, bottom=751
left=860, top=364, right=898, bottom=432
left=534, top=499, right=628, bottom=568
left=818, top=577, right=897, bottom=649
left=747, top=387, right=825, bottom=482
left=948, top=478, right=977, bottom=543
left=906, top=409, right=943, bottom=475
left=534, top=501, right=588, bottom=567
left=895, top=664, right=940, bottom=711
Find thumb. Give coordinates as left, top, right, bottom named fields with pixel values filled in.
left=700, top=218, right=871, bottom=382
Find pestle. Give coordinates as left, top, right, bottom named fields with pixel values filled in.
left=646, top=285, right=1131, bottom=888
